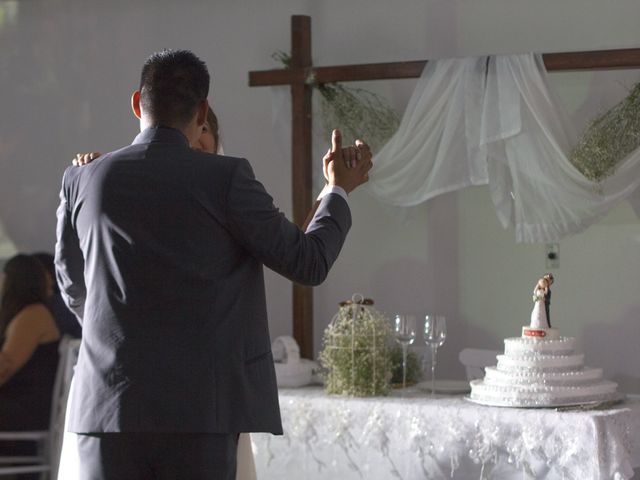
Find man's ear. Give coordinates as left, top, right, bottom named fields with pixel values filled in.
left=196, top=99, right=209, bottom=128
left=131, top=90, right=142, bottom=119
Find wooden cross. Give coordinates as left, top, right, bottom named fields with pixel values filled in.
left=249, top=14, right=640, bottom=359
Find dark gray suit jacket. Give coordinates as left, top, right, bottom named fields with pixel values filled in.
left=54, top=127, right=351, bottom=434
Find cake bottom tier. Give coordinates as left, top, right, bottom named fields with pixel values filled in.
left=469, top=378, right=618, bottom=407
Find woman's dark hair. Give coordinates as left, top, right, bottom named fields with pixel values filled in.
left=32, top=252, right=57, bottom=293
left=0, top=254, right=49, bottom=338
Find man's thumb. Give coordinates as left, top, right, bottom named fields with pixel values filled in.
left=331, top=129, right=342, bottom=153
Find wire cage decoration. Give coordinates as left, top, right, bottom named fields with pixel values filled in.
left=319, top=294, right=393, bottom=396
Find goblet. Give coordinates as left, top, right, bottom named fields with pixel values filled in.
left=424, top=315, right=446, bottom=396
left=393, top=314, right=416, bottom=389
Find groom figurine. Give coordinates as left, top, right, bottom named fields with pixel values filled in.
left=542, top=273, right=554, bottom=327
left=55, top=49, right=372, bottom=479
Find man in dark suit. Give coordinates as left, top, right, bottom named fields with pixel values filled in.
left=54, top=49, right=371, bottom=479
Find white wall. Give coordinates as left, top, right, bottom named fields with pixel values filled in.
left=1, top=0, right=639, bottom=391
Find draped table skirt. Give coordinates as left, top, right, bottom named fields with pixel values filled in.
left=253, top=388, right=640, bottom=480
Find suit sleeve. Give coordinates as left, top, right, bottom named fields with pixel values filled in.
left=54, top=169, right=86, bottom=322
left=226, top=158, right=352, bottom=286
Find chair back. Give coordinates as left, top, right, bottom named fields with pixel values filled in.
left=0, top=335, right=80, bottom=479
left=458, top=348, right=499, bottom=381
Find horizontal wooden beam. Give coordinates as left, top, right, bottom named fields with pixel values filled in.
left=249, top=48, right=640, bottom=87
left=542, top=48, right=640, bottom=71
left=249, top=60, right=427, bottom=86
left=249, top=68, right=306, bottom=86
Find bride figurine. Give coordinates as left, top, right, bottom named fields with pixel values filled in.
left=530, top=274, right=554, bottom=329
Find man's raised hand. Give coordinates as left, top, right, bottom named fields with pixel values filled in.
left=323, top=129, right=373, bottom=194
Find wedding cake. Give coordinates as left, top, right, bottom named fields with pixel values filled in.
left=470, top=274, right=618, bottom=407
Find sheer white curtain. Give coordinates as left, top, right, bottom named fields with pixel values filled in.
left=368, top=53, right=640, bottom=243
left=368, top=57, right=490, bottom=207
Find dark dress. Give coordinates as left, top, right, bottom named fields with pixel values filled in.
left=0, top=340, right=60, bottom=430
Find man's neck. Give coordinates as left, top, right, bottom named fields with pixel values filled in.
left=140, top=117, right=197, bottom=146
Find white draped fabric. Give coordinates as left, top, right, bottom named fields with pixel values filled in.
left=368, top=54, right=640, bottom=243
left=253, top=388, right=640, bottom=480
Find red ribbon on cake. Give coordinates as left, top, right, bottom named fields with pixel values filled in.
left=523, top=328, right=547, bottom=338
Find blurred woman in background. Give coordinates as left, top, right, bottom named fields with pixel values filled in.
left=0, top=253, right=61, bottom=430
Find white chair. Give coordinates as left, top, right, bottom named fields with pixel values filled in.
left=458, top=348, right=499, bottom=381
left=0, top=336, right=81, bottom=479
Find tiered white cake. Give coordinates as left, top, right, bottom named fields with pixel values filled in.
left=470, top=326, right=618, bottom=407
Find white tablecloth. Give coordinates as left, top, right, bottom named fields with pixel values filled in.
left=253, top=388, right=640, bottom=479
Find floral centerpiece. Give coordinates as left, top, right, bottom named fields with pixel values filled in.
left=319, top=294, right=393, bottom=396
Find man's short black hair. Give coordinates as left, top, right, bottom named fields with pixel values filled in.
left=139, top=49, right=210, bottom=128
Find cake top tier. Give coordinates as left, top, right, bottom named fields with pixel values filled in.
left=506, top=334, right=575, bottom=355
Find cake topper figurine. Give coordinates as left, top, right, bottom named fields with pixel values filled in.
left=531, top=273, right=554, bottom=329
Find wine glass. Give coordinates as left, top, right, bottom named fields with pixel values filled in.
left=393, top=314, right=416, bottom=389
left=424, top=315, right=446, bottom=396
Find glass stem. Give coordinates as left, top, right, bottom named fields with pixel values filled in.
left=402, top=344, right=408, bottom=389
left=430, top=345, right=437, bottom=397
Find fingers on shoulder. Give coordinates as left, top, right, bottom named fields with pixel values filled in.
left=72, top=151, right=102, bottom=166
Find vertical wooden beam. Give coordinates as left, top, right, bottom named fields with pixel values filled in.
left=290, top=15, right=314, bottom=359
